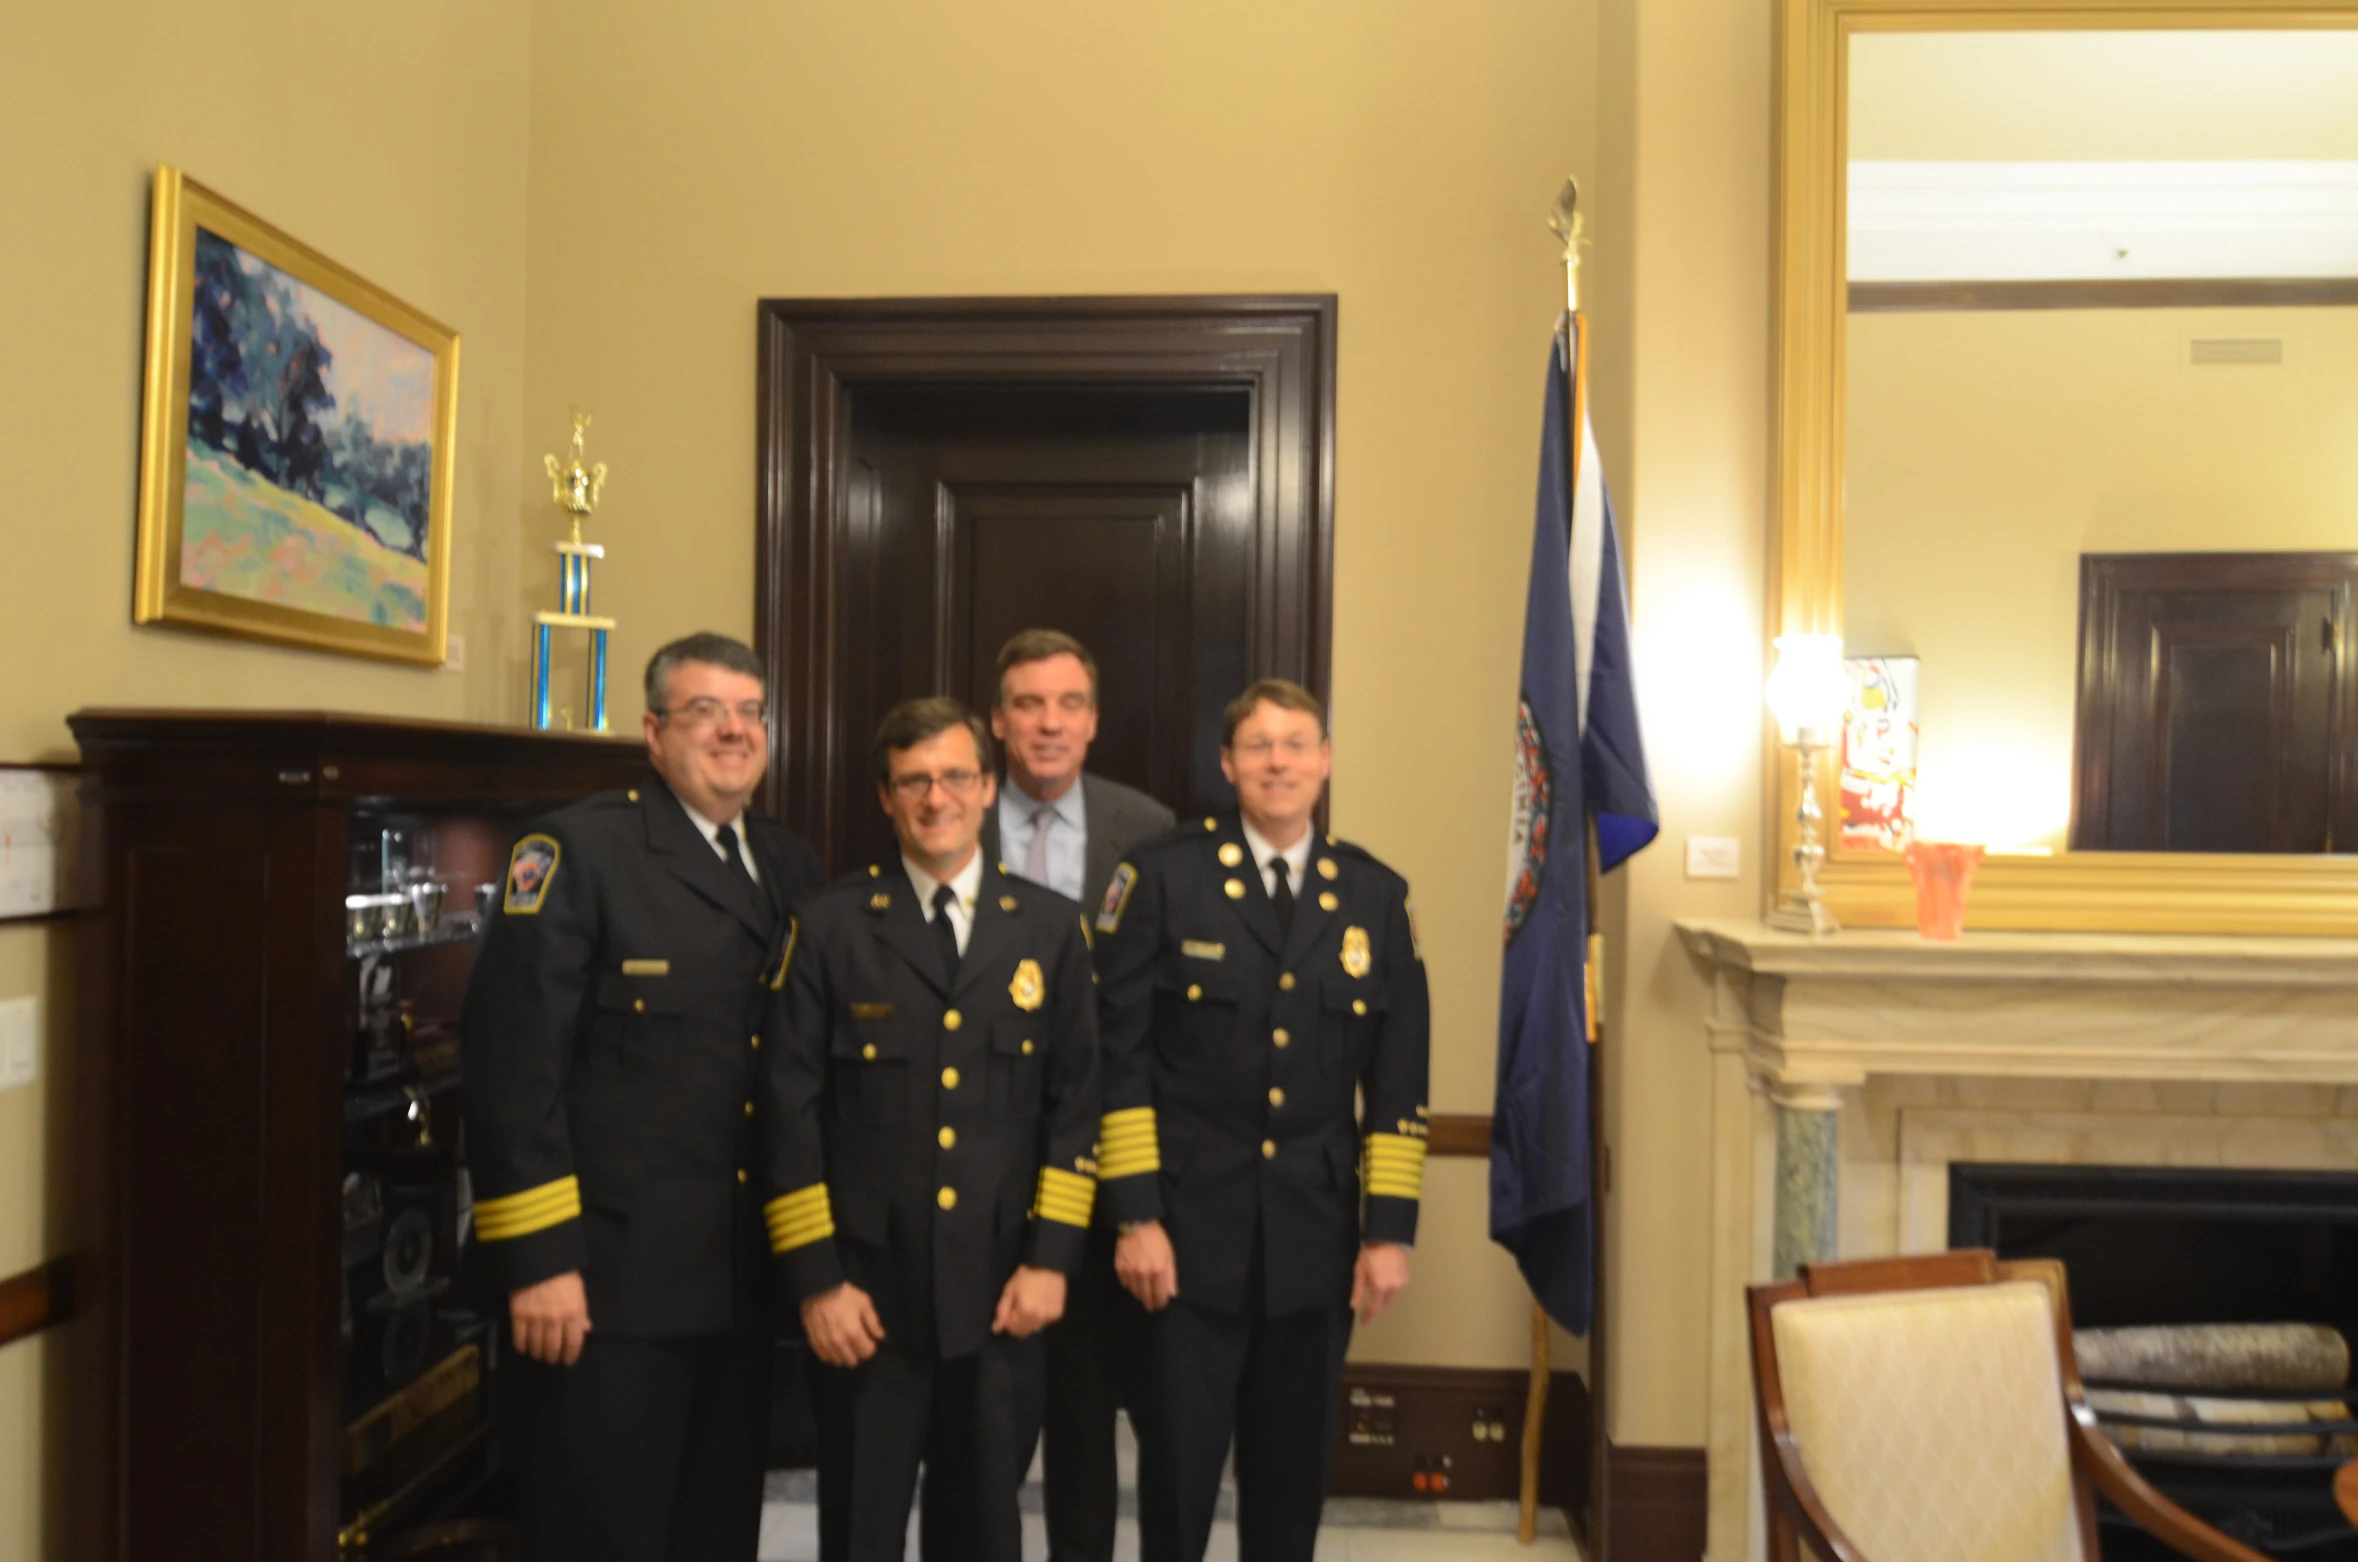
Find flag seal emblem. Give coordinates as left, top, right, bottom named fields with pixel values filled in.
left=1503, top=697, right=1551, bottom=947
left=504, top=834, right=560, bottom=915
left=1010, top=958, right=1045, bottom=1012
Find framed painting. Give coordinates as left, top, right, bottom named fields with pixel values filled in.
left=1837, top=654, right=1918, bottom=854
left=134, top=166, right=459, bottom=664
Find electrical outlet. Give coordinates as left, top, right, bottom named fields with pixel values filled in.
left=1686, top=836, right=1741, bottom=879
left=443, top=633, right=466, bottom=672
left=0, top=997, right=36, bottom=1091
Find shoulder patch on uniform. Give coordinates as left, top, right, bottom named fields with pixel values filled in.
left=1096, top=862, right=1139, bottom=933
left=503, top=834, right=561, bottom=915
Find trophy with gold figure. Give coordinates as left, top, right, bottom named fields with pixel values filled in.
left=531, top=411, right=616, bottom=731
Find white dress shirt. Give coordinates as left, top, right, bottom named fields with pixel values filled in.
left=678, top=796, right=759, bottom=884
left=902, top=850, right=985, bottom=955
left=1239, top=818, right=1313, bottom=900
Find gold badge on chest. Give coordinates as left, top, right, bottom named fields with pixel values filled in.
left=1010, top=958, right=1045, bottom=1011
left=1340, top=925, right=1372, bottom=978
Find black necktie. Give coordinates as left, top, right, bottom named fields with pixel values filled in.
left=931, top=883, right=962, bottom=983
left=717, top=822, right=765, bottom=920
left=1270, top=856, right=1295, bottom=938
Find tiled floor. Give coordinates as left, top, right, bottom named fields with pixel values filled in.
left=755, top=1416, right=1586, bottom=1562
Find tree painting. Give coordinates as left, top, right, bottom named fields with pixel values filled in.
left=179, top=229, right=437, bottom=630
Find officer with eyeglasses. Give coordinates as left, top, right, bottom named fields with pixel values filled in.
left=762, top=695, right=1101, bottom=1562
left=463, top=631, right=821, bottom=1562
left=1091, top=678, right=1430, bottom=1562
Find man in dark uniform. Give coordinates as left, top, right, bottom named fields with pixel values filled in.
left=1093, top=678, right=1430, bottom=1562
left=978, top=628, right=1173, bottom=1562
left=462, top=631, right=822, bottom=1562
left=762, top=697, right=1102, bottom=1562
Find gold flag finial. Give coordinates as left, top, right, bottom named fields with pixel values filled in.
left=542, top=407, right=608, bottom=546
left=1547, top=177, right=1585, bottom=315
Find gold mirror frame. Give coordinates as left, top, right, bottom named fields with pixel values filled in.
left=1770, top=0, right=2358, bottom=934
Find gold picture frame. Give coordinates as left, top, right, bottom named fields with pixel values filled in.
left=135, top=165, right=458, bottom=665
left=1770, top=0, right=2358, bottom=935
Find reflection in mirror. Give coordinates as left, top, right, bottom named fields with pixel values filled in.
left=1839, top=30, right=2358, bottom=855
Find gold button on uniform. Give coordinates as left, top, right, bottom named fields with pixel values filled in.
left=943, top=1009, right=963, bottom=1031
left=737, top=1169, right=749, bottom=1184
left=941, top=1066, right=960, bottom=1090
left=633, top=998, right=646, bottom=1013
left=744, top=1101, right=755, bottom=1117
left=1224, top=879, right=1245, bottom=900
left=750, top=1034, right=761, bottom=1050
left=1352, top=1000, right=1367, bottom=1016
left=1187, top=984, right=1203, bottom=1001
left=1319, top=892, right=1338, bottom=912
left=1262, top=1140, right=1277, bottom=1159
left=1269, top=1087, right=1286, bottom=1107
left=1021, top=1039, right=1034, bottom=1055
left=1278, top=973, right=1296, bottom=991
left=938, top=1186, right=958, bottom=1210
left=1272, top=1028, right=1290, bottom=1048
left=862, top=1043, right=877, bottom=1060
left=939, top=1127, right=957, bottom=1150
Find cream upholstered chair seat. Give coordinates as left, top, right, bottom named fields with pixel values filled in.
left=1772, top=1281, right=2082, bottom=1562
left=1749, top=1251, right=2276, bottom=1562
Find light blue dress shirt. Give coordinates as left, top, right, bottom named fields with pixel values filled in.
left=998, top=781, right=1089, bottom=902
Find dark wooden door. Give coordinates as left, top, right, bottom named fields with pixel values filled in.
left=2073, top=552, right=2358, bottom=853
left=757, top=299, right=1336, bottom=873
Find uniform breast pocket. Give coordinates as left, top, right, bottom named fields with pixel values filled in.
left=988, top=1019, right=1044, bottom=1121
left=830, top=1019, right=908, bottom=1125
left=1154, top=956, right=1240, bottom=1073
left=590, top=972, right=685, bottom=1077
left=1319, top=973, right=1385, bottom=1075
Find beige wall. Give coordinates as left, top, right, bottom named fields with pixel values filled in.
left=1846, top=306, right=2358, bottom=849
left=1851, top=30, right=2358, bottom=160
left=519, top=0, right=1606, bottom=1370
left=0, top=3, right=534, bottom=1553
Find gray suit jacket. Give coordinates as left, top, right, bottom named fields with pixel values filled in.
left=984, top=771, right=1177, bottom=914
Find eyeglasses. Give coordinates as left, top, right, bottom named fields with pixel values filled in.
left=887, top=768, right=984, bottom=800
left=1231, top=737, right=1322, bottom=760
left=658, top=699, right=770, bottom=730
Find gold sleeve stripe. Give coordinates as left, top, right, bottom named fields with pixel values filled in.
left=1095, top=1107, right=1161, bottom=1180
left=474, top=1176, right=581, bottom=1241
left=1364, top=1133, right=1427, bottom=1202
left=763, top=1184, right=836, bottom=1253
left=1031, top=1166, right=1097, bottom=1228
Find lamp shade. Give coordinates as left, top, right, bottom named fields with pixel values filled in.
left=1767, top=633, right=1848, bottom=744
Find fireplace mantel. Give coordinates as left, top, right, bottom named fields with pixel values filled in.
left=1675, top=917, right=2358, bottom=1562
left=1677, top=918, right=2358, bottom=1090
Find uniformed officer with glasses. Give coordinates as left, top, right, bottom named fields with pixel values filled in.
left=762, top=696, right=1101, bottom=1562
left=464, top=631, right=821, bottom=1562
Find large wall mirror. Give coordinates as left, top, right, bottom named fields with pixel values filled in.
left=1772, top=0, right=2358, bottom=933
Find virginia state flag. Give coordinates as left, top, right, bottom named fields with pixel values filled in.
left=1492, top=313, right=1658, bottom=1334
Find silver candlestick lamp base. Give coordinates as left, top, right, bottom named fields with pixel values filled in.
left=1767, top=730, right=1842, bottom=937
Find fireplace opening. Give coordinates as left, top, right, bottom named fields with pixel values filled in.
left=1951, top=1164, right=2358, bottom=1560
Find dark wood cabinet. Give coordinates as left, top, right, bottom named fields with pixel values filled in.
left=66, top=711, right=645, bottom=1562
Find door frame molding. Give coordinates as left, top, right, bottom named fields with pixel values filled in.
left=753, top=295, right=1338, bottom=858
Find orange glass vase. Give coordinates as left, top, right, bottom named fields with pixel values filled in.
left=1902, top=841, right=1985, bottom=940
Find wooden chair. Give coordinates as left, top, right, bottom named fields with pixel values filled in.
left=1748, top=1250, right=2274, bottom=1562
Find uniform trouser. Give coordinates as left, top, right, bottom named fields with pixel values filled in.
left=1032, top=1225, right=1147, bottom=1562
left=513, top=1322, right=772, bottom=1562
left=1136, top=1299, right=1354, bottom=1562
left=817, top=1332, right=1046, bottom=1562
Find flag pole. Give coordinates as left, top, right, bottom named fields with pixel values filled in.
left=1517, top=176, right=1588, bottom=1550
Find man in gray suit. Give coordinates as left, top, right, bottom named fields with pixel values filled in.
left=982, top=628, right=1174, bottom=1562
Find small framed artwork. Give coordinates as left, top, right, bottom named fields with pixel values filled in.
left=0, top=766, right=84, bottom=923
left=134, top=166, right=460, bottom=664
left=1838, top=655, right=1919, bottom=852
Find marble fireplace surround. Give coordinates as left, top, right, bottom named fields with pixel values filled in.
left=1674, top=919, right=2358, bottom=1562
